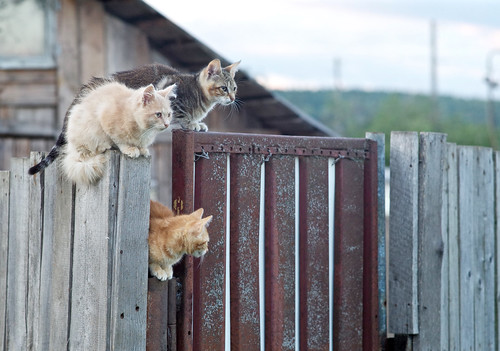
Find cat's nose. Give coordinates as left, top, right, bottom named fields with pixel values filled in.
left=229, top=94, right=235, bottom=102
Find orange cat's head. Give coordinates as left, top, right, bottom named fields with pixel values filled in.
left=137, top=83, right=177, bottom=130
left=199, top=59, right=240, bottom=106
left=183, top=208, right=212, bottom=258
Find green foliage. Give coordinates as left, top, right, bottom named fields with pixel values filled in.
left=273, top=89, right=500, bottom=150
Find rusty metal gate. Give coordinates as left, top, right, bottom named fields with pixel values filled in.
left=147, top=130, right=379, bottom=351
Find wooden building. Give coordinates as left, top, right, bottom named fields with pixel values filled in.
left=0, top=0, right=333, bottom=203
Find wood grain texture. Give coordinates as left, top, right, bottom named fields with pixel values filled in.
left=388, top=132, right=419, bottom=335
left=0, top=171, right=10, bottom=351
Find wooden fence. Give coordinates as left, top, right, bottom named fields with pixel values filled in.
left=0, top=151, right=151, bottom=351
left=388, top=131, right=500, bottom=350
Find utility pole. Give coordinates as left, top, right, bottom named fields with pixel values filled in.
left=485, top=49, right=500, bottom=150
left=430, top=20, right=439, bottom=125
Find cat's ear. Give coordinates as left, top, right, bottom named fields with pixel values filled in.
left=201, top=215, right=213, bottom=228
left=206, top=59, right=222, bottom=78
left=224, top=61, right=241, bottom=78
left=142, top=84, right=156, bottom=106
left=159, top=83, right=177, bottom=99
left=191, top=208, right=204, bottom=219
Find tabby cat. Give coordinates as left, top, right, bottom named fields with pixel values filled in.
left=149, top=200, right=212, bottom=281
left=28, top=59, right=240, bottom=176
left=61, top=82, right=176, bottom=185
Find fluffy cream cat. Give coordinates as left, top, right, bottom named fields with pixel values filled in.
left=62, top=82, right=176, bottom=185
left=148, top=200, right=212, bottom=281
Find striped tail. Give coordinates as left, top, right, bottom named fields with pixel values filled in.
left=28, top=132, right=66, bottom=175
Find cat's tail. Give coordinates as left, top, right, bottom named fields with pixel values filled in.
left=62, top=148, right=107, bottom=186
left=28, top=131, right=66, bottom=175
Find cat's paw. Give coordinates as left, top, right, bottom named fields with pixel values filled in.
left=120, top=146, right=141, bottom=158
left=139, top=147, right=150, bottom=157
left=187, top=121, right=208, bottom=132
left=150, top=264, right=172, bottom=281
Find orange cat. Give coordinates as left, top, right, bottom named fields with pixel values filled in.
left=148, top=200, right=212, bottom=281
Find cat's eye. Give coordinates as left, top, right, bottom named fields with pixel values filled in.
left=155, top=112, right=163, bottom=118
left=220, top=86, right=228, bottom=92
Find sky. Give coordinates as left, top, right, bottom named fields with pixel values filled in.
left=145, top=0, right=500, bottom=100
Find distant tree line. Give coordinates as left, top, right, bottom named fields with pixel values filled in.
left=274, top=89, right=500, bottom=152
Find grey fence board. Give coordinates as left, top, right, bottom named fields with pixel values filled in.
left=110, top=154, right=150, bottom=351
left=38, top=158, right=74, bottom=350
left=413, top=133, right=446, bottom=350
left=496, top=151, right=500, bottom=349
left=69, top=152, right=120, bottom=351
left=458, top=146, right=475, bottom=350
left=446, top=143, right=460, bottom=351
left=389, top=132, right=419, bottom=335
left=27, top=152, right=44, bottom=351
left=6, top=157, right=30, bottom=350
left=0, top=171, right=9, bottom=351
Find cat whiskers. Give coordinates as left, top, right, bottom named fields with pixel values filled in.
left=223, top=98, right=243, bottom=121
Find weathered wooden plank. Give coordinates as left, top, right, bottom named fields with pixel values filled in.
left=333, top=157, right=365, bottom=351
left=0, top=84, right=57, bottom=106
left=440, top=144, right=450, bottom=351
left=110, top=154, right=150, bottom=351
left=192, top=152, right=228, bottom=350
left=366, top=132, right=387, bottom=345
left=457, top=146, right=475, bottom=350
left=38, top=156, right=74, bottom=350
left=0, top=171, right=9, bottom=351
left=69, top=151, right=120, bottom=351
left=27, top=152, right=44, bottom=351
left=5, top=157, right=30, bottom=350
left=299, top=156, right=330, bottom=351
left=474, top=147, right=495, bottom=350
left=495, top=151, right=500, bottom=351
left=264, top=155, right=296, bottom=351
left=413, top=133, right=446, bottom=350
left=229, top=153, right=262, bottom=350
left=446, top=143, right=459, bottom=351
left=388, top=132, right=419, bottom=334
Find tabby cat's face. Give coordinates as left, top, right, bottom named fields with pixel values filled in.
left=200, top=59, right=240, bottom=106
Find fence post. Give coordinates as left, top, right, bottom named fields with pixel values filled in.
left=0, top=170, right=9, bottom=351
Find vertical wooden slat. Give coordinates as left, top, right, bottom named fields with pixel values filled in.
left=27, top=152, right=44, bottom=351
left=6, top=157, right=30, bottom=350
left=333, top=157, right=365, bottom=350
left=366, top=132, right=386, bottom=347
left=38, top=157, right=74, bottom=350
left=495, top=151, right=500, bottom=351
left=192, top=152, right=228, bottom=350
left=388, top=131, right=419, bottom=335
left=413, top=133, right=446, bottom=350
left=171, top=130, right=195, bottom=351
left=229, top=153, right=262, bottom=350
left=457, top=146, right=475, bottom=350
left=69, top=151, right=120, bottom=351
left=440, top=144, right=449, bottom=351
left=0, top=171, right=9, bottom=351
left=264, top=155, right=296, bottom=351
left=446, top=143, right=459, bottom=351
left=363, top=139, right=379, bottom=350
left=475, top=147, right=495, bottom=350
left=110, top=154, right=150, bottom=350
left=146, top=278, right=170, bottom=351
left=299, top=156, right=330, bottom=351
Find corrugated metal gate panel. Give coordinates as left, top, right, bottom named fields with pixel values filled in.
left=158, top=130, right=378, bottom=351
left=264, top=155, right=296, bottom=351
